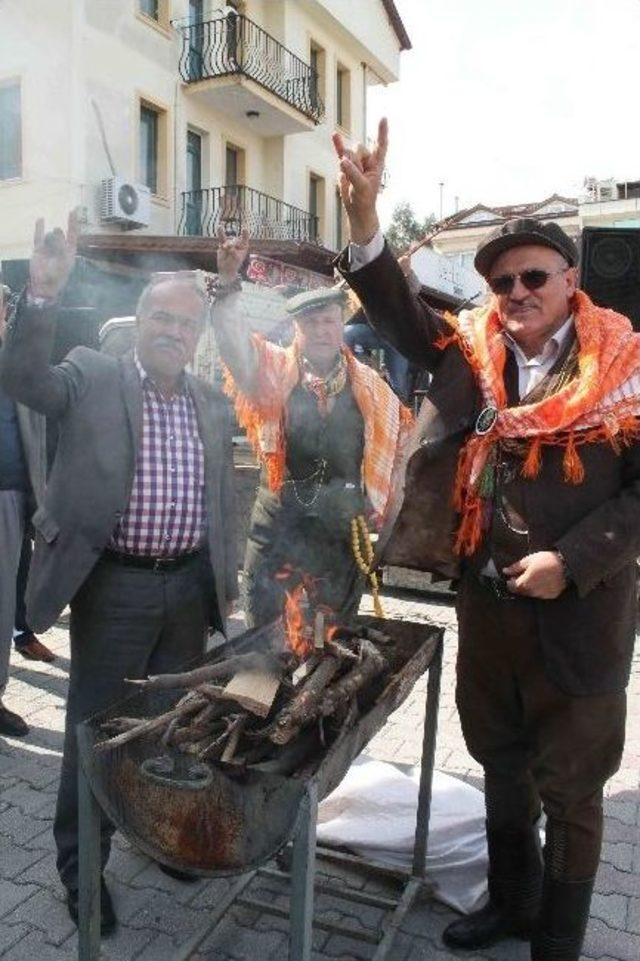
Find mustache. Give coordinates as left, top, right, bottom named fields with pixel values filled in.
left=151, top=335, right=185, bottom=353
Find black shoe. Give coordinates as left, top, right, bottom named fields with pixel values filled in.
left=443, top=820, right=542, bottom=951
left=0, top=705, right=29, bottom=737
left=531, top=876, right=594, bottom=961
left=443, top=901, right=533, bottom=950
left=158, top=863, right=199, bottom=883
left=66, top=878, right=117, bottom=937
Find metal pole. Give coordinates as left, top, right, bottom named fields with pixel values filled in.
left=289, top=781, right=318, bottom=961
left=77, top=725, right=102, bottom=961
left=411, top=636, right=443, bottom=878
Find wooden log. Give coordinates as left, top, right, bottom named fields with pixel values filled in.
left=319, top=641, right=387, bottom=718
left=96, top=694, right=207, bottom=752
left=124, top=652, right=279, bottom=693
left=269, top=656, right=341, bottom=746
left=223, top=667, right=281, bottom=718
left=221, top=715, right=248, bottom=763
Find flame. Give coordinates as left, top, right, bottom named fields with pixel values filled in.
left=284, top=582, right=311, bottom=658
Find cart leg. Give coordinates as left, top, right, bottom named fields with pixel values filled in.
left=412, top=637, right=443, bottom=878
left=78, top=731, right=102, bottom=961
left=289, top=782, right=318, bottom=961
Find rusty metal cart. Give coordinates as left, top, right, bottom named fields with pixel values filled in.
left=76, top=615, right=443, bottom=961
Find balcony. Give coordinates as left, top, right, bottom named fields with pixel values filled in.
left=177, top=13, right=325, bottom=136
left=179, top=186, right=319, bottom=243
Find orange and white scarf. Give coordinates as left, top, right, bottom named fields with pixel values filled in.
left=438, top=290, right=640, bottom=555
left=223, top=336, right=414, bottom=528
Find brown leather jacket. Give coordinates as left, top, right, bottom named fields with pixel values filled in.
left=338, top=242, right=640, bottom=696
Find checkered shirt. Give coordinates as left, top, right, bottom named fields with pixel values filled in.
left=110, top=357, right=206, bottom=556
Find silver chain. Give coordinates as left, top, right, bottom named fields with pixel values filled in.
left=284, top=459, right=328, bottom=508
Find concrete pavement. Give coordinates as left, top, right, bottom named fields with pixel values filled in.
left=0, top=591, right=638, bottom=960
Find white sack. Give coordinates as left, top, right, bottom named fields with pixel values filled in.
left=317, top=756, right=488, bottom=914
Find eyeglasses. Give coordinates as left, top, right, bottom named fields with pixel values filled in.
left=488, top=267, right=569, bottom=296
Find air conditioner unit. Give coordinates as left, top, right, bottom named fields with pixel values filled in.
left=99, top=176, right=151, bottom=228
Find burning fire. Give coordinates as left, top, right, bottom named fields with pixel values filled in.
left=284, top=582, right=310, bottom=658
left=277, top=566, right=335, bottom=659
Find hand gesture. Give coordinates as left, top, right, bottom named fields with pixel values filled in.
left=503, top=551, right=568, bottom=600
left=333, top=118, right=388, bottom=244
left=216, top=226, right=249, bottom=284
left=30, top=210, right=78, bottom=301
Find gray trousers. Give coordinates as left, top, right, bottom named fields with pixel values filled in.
left=53, top=553, right=209, bottom=891
left=0, top=490, right=26, bottom=698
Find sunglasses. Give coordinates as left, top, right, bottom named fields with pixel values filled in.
left=488, top=266, right=569, bottom=296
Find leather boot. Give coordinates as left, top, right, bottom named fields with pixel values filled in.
left=530, top=876, right=594, bottom=960
left=442, top=822, right=543, bottom=950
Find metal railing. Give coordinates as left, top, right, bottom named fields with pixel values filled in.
left=179, top=185, right=320, bottom=243
left=178, top=13, right=325, bottom=124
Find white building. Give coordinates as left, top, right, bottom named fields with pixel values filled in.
left=411, top=180, right=640, bottom=304
left=0, top=0, right=410, bottom=263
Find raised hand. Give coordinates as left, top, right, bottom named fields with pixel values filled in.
left=332, top=117, right=388, bottom=244
left=216, top=226, right=250, bottom=284
left=29, top=210, right=78, bottom=301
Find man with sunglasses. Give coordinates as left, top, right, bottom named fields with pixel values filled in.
left=333, top=120, right=640, bottom=961
left=0, top=214, right=238, bottom=934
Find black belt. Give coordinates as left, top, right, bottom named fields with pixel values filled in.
left=103, top=548, right=202, bottom=572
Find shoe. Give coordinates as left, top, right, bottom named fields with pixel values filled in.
left=158, top=863, right=199, bottom=882
left=66, top=878, right=117, bottom=937
left=443, top=901, right=534, bottom=950
left=16, top=634, right=56, bottom=663
left=442, top=821, right=542, bottom=951
left=0, top=705, right=29, bottom=737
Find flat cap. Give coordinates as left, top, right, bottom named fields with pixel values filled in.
left=474, top=218, right=578, bottom=278
left=286, top=285, right=347, bottom=317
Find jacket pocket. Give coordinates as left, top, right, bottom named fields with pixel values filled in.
left=31, top=506, right=60, bottom=544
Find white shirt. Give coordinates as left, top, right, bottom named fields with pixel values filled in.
left=504, top=316, right=574, bottom=399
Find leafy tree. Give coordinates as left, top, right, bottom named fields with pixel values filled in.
left=385, top=202, right=435, bottom=254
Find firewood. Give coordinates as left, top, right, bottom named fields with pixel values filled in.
left=96, top=693, right=207, bottom=752
left=198, top=713, right=246, bottom=761
left=221, top=714, right=248, bottom=762
left=269, top=656, right=341, bottom=746
left=223, top=666, right=281, bottom=718
left=100, top=717, right=144, bottom=735
left=319, top=641, right=387, bottom=717
left=124, top=653, right=279, bottom=692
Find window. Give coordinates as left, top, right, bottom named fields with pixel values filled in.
left=309, top=173, right=325, bottom=242
left=335, top=187, right=346, bottom=250
left=139, top=0, right=159, bottom=20
left=185, top=130, right=203, bottom=236
left=140, top=105, right=158, bottom=194
left=0, top=82, right=21, bottom=180
left=309, top=41, right=326, bottom=112
left=138, top=0, right=170, bottom=30
left=336, top=64, right=351, bottom=130
left=139, top=99, right=168, bottom=196
left=225, top=143, right=245, bottom=185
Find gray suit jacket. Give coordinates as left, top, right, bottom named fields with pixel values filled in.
left=0, top=298, right=238, bottom=633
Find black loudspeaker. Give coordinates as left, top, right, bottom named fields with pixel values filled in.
left=580, top=227, right=640, bottom=329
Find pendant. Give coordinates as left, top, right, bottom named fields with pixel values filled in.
left=475, top=405, right=498, bottom=436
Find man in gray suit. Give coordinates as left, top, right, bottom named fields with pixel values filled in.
left=0, top=215, right=238, bottom=934
left=0, top=281, right=48, bottom=737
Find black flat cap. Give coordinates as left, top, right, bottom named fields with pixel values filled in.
left=474, top=218, right=578, bottom=278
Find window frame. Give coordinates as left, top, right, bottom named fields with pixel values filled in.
left=137, top=94, right=170, bottom=200
left=0, top=79, right=22, bottom=182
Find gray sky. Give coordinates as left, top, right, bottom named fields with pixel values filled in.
left=370, top=0, right=640, bottom=227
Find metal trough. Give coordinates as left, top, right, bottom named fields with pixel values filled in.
left=77, top=615, right=444, bottom=960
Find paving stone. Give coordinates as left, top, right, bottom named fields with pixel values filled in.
left=202, top=921, right=289, bottom=960
left=601, top=840, right=635, bottom=872
left=0, top=836, right=48, bottom=880
left=582, top=917, right=640, bottom=961
left=0, top=878, right=42, bottom=918
left=0, top=923, right=32, bottom=955
left=2, top=885, right=76, bottom=946
left=589, top=890, right=629, bottom=931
